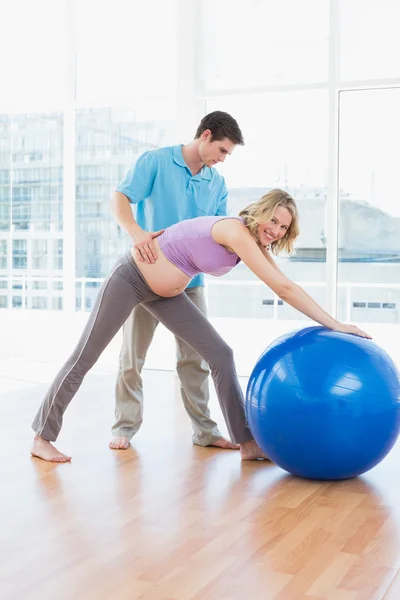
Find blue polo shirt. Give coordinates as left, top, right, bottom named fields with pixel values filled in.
left=117, top=144, right=229, bottom=288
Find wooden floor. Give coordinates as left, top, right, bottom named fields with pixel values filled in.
left=2, top=364, right=400, bottom=600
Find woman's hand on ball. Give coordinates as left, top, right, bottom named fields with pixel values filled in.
left=333, top=323, right=372, bottom=339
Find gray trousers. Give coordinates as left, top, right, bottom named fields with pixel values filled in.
left=113, top=287, right=223, bottom=446
left=32, top=252, right=253, bottom=445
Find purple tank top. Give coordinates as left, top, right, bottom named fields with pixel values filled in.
left=158, top=216, right=243, bottom=278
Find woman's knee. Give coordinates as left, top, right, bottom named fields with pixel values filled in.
left=210, top=341, right=234, bottom=370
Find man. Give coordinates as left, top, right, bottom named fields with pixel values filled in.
left=109, top=111, right=244, bottom=450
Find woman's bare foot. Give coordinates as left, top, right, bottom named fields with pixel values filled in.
left=31, top=435, right=71, bottom=463
left=208, top=437, right=240, bottom=450
left=240, top=440, right=269, bottom=461
left=109, top=436, right=130, bottom=450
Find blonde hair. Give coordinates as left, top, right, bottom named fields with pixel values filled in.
left=239, top=188, right=299, bottom=255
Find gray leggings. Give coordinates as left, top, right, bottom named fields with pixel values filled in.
left=32, top=252, right=254, bottom=445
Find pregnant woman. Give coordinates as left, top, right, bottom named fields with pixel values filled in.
left=31, top=188, right=369, bottom=462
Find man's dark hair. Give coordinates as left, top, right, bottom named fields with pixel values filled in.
left=195, top=111, right=244, bottom=146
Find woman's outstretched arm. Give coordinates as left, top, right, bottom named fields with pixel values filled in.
left=213, top=220, right=371, bottom=338
left=259, top=245, right=342, bottom=326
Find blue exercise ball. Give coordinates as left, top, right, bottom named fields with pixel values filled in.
left=246, top=326, right=400, bottom=480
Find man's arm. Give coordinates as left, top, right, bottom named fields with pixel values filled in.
left=112, top=152, right=162, bottom=264
left=111, top=191, right=143, bottom=240
left=111, top=191, right=164, bottom=264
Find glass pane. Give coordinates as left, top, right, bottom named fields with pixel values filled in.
left=12, top=296, right=23, bottom=309
left=338, top=89, right=400, bottom=328
left=0, top=116, right=11, bottom=232
left=32, top=296, right=48, bottom=310
left=11, top=114, right=63, bottom=232
left=201, top=0, right=328, bottom=91
left=0, top=112, right=65, bottom=310
left=75, top=0, right=178, bottom=104
left=75, top=106, right=178, bottom=301
left=0, top=0, right=68, bottom=110
left=52, top=297, right=63, bottom=310
left=0, top=116, right=10, bottom=307
left=0, top=240, right=7, bottom=270
left=340, top=0, right=400, bottom=81
left=206, top=91, right=329, bottom=319
left=53, top=240, right=63, bottom=270
left=12, top=240, right=27, bottom=269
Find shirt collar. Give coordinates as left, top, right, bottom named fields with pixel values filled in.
left=199, top=166, right=212, bottom=181
left=173, top=144, right=212, bottom=181
left=173, top=144, right=187, bottom=167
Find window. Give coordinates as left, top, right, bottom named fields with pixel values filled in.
left=75, top=0, right=178, bottom=104
left=32, top=297, right=47, bottom=310
left=0, top=204, right=10, bottom=231
left=75, top=107, right=177, bottom=281
left=53, top=239, right=63, bottom=270
left=206, top=90, right=329, bottom=319
left=353, top=301, right=397, bottom=310
left=0, top=119, right=10, bottom=233
left=52, top=297, right=63, bottom=310
left=0, top=239, right=7, bottom=268
left=367, top=302, right=381, bottom=309
left=0, top=170, right=10, bottom=184
left=12, top=296, right=23, bottom=308
left=12, top=239, right=27, bottom=269
left=338, top=89, right=400, bottom=323
left=32, top=240, right=48, bottom=270
left=0, top=0, right=69, bottom=110
left=340, top=0, right=400, bottom=81
left=382, top=303, right=396, bottom=309
left=11, top=114, right=63, bottom=233
left=201, top=0, right=328, bottom=91
left=262, top=299, right=284, bottom=306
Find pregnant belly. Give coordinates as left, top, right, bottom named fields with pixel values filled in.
left=130, top=246, right=191, bottom=297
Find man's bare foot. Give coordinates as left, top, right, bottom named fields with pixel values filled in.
left=109, top=436, right=130, bottom=450
left=240, top=440, right=270, bottom=461
left=208, top=437, right=240, bottom=450
left=31, top=435, right=71, bottom=463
